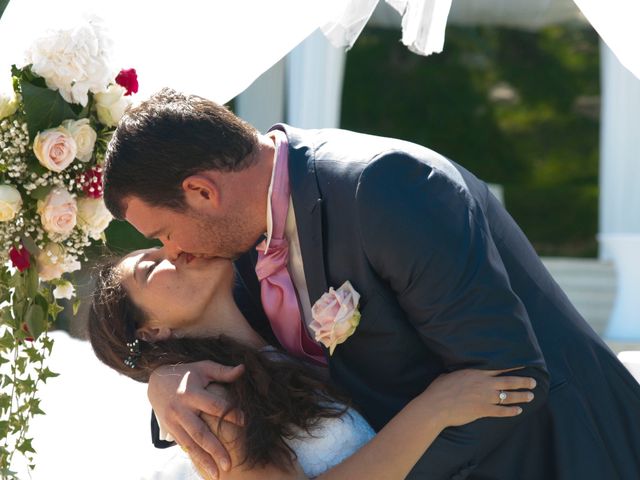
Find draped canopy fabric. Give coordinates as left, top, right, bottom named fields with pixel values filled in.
left=1, top=0, right=638, bottom=105
left=0, top=0, right=345, bottom=103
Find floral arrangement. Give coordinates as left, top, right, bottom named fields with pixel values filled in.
left=0, top=19, right=137, bottom=476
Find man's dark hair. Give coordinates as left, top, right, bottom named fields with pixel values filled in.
left=103, top=88, right=259, bottom=219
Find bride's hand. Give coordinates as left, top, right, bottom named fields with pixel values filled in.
left=147, top=360, right=245, bottom=479
left=424, top=368, right=536, bottom=428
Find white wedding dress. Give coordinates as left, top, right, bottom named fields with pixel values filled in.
left=285, top=406, right=376, bottom=478
left=152, top=406, right=375, bottom=479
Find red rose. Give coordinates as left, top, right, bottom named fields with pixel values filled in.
left=115, top=68, right=139, bottom=96
left=9, top=245, right=30, bottom=272
left=79, top=166, right=103, bottom=198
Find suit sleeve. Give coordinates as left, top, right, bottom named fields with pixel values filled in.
left=355, top=152, right=550, bottom=479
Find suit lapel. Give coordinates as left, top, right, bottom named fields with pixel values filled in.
left=273, top=124, right=329, bottom=305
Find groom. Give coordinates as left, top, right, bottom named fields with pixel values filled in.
left=103, top=89, right=640, bottom=479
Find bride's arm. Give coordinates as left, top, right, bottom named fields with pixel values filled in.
left=195, top=369, right=534, bottom=480
left=317, top=369, right=533, bottom=479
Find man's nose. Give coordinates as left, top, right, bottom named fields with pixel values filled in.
left=161, top=240, right=182, bottom=262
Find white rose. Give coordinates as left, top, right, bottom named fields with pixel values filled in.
left=36, top=243, right=81, bottom=282
left=38, top=187, right=77, bottom=238
left=95, top=84, right=130, bottom=127
left=77, top=197, right=112, bottom=240
left=62, top=119, right=97, bottom=162
left=33, top=127, right=78, bottom=172
left=25, top=20, right=113, bottom=106
left=53, top=281, right=75, bottom=300
left=0, top=184, right=23, bottom=222
left=0, top=91, right=19, bottom=119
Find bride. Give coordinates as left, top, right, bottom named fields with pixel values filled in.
left=88, top=247, right=535, bottom=479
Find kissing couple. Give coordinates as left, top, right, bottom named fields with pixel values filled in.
left=88, top=88, right=640, bottom=479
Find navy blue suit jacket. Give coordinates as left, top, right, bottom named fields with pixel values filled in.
left=232, top=125, right=640, bottom=479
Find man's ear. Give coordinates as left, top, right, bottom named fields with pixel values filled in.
left=182, top=174, right=220, bottom=211
left=136, top=326, right=172, bottom=343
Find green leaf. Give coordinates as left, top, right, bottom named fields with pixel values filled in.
left=20, top=79, right=78, bottom=141
left=0, top=0, right=10, bottom=22
left=28, top=398, right=45, bottom=416
left=72, top=298, right=81, bottom=316
left=28, top=185, right=52, bottom=201
left=48, top=301, right=64, bottom=321
left=26, top=266, right=39, bottom=300
left=16, top=437, right=36, bottom=455
left=40, top=367, right=59, bottom=383
left=0, top=420, right=8, bottom=439
left=1, top=306, right=14, bottom=326
left=0, top=329, right=14, bottom=349
left=24, top=304, right=46, bottom=339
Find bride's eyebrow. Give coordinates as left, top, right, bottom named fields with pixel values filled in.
left=133, top=255, right=145, bottom=285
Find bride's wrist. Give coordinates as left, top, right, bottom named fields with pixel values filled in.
left=414, top=388, right=450, bottom=431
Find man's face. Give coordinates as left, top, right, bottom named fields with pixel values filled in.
left=124, top=196, right=259, bottom=260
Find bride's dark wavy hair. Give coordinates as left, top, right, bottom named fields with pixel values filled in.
left=88, top=260, right=348, bottom=472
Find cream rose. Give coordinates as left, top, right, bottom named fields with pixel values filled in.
left=0, top=91, right=19, bottom=119
left=36, top=243, right=81, bottom=281
left=77, top=197, right=112, bottom=240
left=38, top=187, right=77, bottom=237
left=0, top=184, right=23, bottom=221
left=95, top=84, right=130, bottom=126
left=310, top=281, right=361, bottom=355
left=53, top=281, right=75, bottom=300
left=62, top=119, right=97, bottom=162
left=33, top=127, right=78, bottom=172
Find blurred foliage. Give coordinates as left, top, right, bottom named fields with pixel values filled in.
left=104, top=219, right=160, bottom=254
left=341, top=24, right=600, bottom=257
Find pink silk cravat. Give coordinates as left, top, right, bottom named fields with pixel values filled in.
left=255, top=131, right=326, bottom=366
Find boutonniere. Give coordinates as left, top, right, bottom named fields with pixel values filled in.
left=310, top=281, right=361, bottom=355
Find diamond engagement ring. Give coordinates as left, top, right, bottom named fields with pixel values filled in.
left=498, top=391, right=508, bottom=404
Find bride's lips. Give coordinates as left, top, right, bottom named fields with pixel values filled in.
left=183, top=253, right=195, bottom=264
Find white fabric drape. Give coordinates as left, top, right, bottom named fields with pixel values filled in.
left=322, top=0, right=453, bottom=56
left=0, top=0, right=344, bottom=103
left=573, top=0, right=640, bottom=80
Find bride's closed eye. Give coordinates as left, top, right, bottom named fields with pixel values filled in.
left=144, top=261, right=157, bottom=281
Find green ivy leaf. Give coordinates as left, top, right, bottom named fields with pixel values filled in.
left=28, top=398, right=45, bottom=416
left=41, top=335, right=54, bottom=352
left=0, top=329, right=14, bottom=349
left=0, top=392, right=11, bottom=413
left=25, top=304, right=46, bottom=339
left=48, top=301, right=64, bottom=321
left=40, top=367, right=59, bottom=383
left=20, top=78, right=78, bottom=141
left=16, top=437, right=36, bottom=455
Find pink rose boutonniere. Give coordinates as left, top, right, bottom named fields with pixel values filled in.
left=310, top=281, right=361, bottom=355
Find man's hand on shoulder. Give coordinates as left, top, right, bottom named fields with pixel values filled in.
left=148, top=360, right=245, bottom=479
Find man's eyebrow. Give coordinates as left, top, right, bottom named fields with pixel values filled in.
left=144, top=229, right=162, bottom=240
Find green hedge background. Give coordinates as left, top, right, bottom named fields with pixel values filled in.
left=340, top=24, right=600, bottom=257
